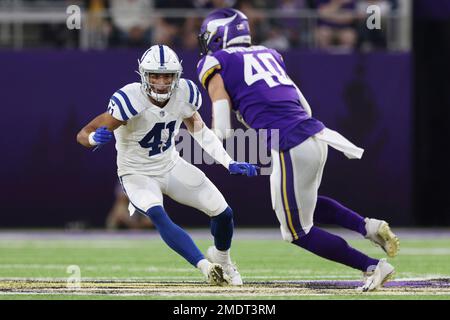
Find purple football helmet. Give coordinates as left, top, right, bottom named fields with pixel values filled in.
left=198, top=8, right=251, bottom=55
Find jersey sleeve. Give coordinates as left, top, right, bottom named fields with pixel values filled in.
left=107, top=83, right=143, bottom=121
left=177, top=78, right=202, bottom=118
left=196, top=54, right=222, bottom=89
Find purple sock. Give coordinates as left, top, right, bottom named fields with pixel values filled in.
left=314, top=196, right=367, bottom=236
left=293, top=226, right=379, bottom=272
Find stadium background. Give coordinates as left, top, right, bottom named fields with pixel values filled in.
left=0, top=0, right=448, bottom=229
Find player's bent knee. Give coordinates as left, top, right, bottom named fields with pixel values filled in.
left=212, top=206, right=233, bottom=222
left=302, top=224, right=313, bottom=235
left=199, top=187, right=227, bottom=216
left=280, top=226, right=294, bottom=242
left=130, top=189, right=163, bottom=214
left=280, top=223, right=313, bottom=242
left=145, top=205, right=167, bottom=224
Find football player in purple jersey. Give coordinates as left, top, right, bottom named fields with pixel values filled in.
left=197, top=8, right=400, bottom=292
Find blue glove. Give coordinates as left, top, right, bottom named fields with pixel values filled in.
left=228, top=161, right=259, bottom=177
left=92, top=126, right=113, bottom=145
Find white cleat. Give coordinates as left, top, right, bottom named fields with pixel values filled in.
left=365, top=218, right=400, bottom=257
left=206, top=246, right=243, bottom=286
left=206, top=263, right=231, bottom=286
left=360, top=258, right=395, bottom=292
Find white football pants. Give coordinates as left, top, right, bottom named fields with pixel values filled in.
left=270, top=136, right=328, bottom=242
left=120, top=157, right=228, bottom=217
left=270, top=127, right=364, bottom=242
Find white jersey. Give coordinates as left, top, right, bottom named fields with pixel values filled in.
left=107, top=78, right=202, bottom=177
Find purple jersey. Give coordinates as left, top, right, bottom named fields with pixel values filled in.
left=197, top=45, right=325, bottom=151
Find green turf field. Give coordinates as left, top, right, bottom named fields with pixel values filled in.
left=0, top=231, right=449, bottom=300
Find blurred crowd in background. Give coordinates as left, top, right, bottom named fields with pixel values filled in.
left=0, top=0, right=409, bottom=52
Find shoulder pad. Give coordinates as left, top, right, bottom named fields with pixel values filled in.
left=197, top=55, right=221, bottom=89
left=108, top=83, right=143, bottom=121
left=178, top=78, right=202, bottom=112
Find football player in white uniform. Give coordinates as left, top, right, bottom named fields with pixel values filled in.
left=77, top=45, right=258, bottom=286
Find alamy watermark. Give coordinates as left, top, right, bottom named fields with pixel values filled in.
left=66, top=5, right=81, bottom=30
left=173, top=127, right=278, bottom=176
left=366, top=5, right=382, bottom=30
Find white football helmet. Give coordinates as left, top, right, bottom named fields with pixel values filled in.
left=138, top=45, right=182, bottom=102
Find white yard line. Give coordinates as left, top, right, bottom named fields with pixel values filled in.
left=1, top=276, right=449, bottom=297
left=0, top=275, right=449, bottom=281
left=0, top=290, right=449, bottom=297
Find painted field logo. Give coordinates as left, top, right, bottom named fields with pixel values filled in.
left=66, top=265, right=81, bottom=289
left=66, top=5, right=81, bottom=30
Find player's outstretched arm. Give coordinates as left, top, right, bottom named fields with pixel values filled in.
left=184, top=112, right=258, bottom=177
left=207, top=74, right=233, bottom=140
left=76, top=112, right=125, bottom=148
left=184, top=111, right=232, bottom=168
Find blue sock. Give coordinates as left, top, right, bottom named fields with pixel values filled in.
left=145, top=206, right=204, bottom=266
left=210, top=207, right=234, bottom=251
